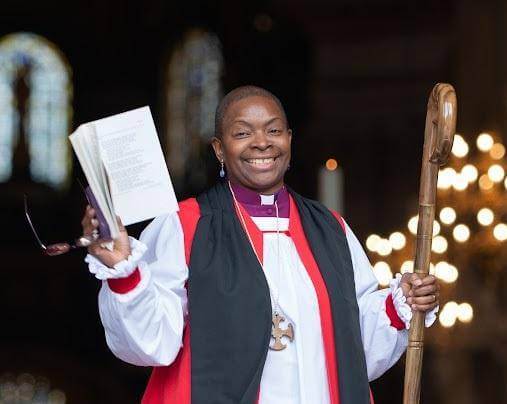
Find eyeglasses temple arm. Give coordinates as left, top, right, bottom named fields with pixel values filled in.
left=24, top=194, right=47, bottom=250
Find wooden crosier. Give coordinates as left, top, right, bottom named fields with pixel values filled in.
left=403, top=83, right=457, bottom=404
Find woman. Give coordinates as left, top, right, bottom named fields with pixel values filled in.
left=83, top=86, right=439, bottom=404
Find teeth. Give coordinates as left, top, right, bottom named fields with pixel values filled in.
left=248, top=158, right=275, bottom=164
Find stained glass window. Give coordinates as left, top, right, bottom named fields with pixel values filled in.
left=165, top=29, right=223, bottom=190
left=0, top=32, right=72, bottom=189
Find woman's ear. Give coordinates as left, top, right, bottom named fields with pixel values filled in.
left=211, top=136, right=224, bottom=162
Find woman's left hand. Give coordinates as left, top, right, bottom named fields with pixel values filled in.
left=399, top=273, right=439, bottom=312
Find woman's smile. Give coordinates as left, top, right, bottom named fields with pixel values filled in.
left=244, top=156, right=279, bottom=171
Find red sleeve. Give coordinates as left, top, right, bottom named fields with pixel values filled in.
left=385, top=293, right=406, bottom=330
left=108, top=199, right=200, bottom=294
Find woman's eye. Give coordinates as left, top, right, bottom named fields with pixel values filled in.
left=234, top=132, right=250, bottom=138
left=269, top=128, right=282, bottom=135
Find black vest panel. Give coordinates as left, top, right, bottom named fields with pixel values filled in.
left=188, top=181, right=369, bottom=404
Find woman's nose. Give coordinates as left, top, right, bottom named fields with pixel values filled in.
left=251, top=131, right=270, bottom=149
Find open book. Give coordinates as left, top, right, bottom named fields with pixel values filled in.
left=69, top=106, right=178, bottom=243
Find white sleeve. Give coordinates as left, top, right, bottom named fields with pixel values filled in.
left=343, top=220, right=408, bottom=381
left=92, top=212, right=188, bottom=367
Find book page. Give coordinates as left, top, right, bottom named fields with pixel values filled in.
left=93, top=106, right=178, bottom=226
left=69, top=125, right=119, bottom=240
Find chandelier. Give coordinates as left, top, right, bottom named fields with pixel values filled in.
left=365, top=132, right=507, bottom=330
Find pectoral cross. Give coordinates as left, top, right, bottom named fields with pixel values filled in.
left=270, top=312, right=294, bottom=351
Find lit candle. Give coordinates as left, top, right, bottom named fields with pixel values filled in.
left=318, top=158, right=344, bottom=214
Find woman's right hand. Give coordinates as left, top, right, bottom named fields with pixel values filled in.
left=81, top=205, right=132, bottom=268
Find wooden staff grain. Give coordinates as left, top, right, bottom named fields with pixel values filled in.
left=403, top=83, right=457, bottom=404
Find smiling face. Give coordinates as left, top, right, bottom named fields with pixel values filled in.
left=212, top=95, right=292, bottom=194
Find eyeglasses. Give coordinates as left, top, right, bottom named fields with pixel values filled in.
left=24, top=194, right=98, bottom=256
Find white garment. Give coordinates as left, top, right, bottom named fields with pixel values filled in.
left=91, top=209, right=427, bottom=403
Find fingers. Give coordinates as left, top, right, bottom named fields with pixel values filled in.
left=87, top=242, right=104, bottom=257
left=401, top=274, right=440, bottom=312
left=407, top=293, right=438, bottom=306
left=404, top=274, right=437, bottom=287
left=81, top=205, right=99, bottom=236
left=410, top=301, right=439, bottom=312
left=418, top=275, right=438, bottom=287
left=87, top=238, right=112, bottom=257
left=408, top=273, right=423, bottom=287
left=410, top=283, right=439, bottom=297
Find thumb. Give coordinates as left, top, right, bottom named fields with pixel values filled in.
left=400, top=273, right=420, bottom=298
left=400, top=279, right=411, bottom=298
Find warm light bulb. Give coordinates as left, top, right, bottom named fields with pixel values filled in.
left=433, top=221, right=441, bottom=236
left=439, top=301, right=459, bottom=328
left=377, top=239, right=392, bottom=256
left=373, top=262, right=393, bottom=287
left=446, top=264, right=459, bottom=283
left=437, top=170, right=449, bottom=189
left=437, top=167, right=456, bottom=190
left=432, top=235, right=448, bottom=254
left=451, top=134, right=469, bottom=158
left=439, top=207, right=456, bottom=225
left=477, top=133, right=494, bottom=152
left=452, top=173, right=468, bottom=191
left=461, top=164, right=478, bottom=183
left=408, top=216, right=418, bottom=235
left=493, top=223, right=507, bottom=241
left=479, top=174, right=494, bottom=190
left=453, top=224, right=470, bottom=242
left=366, top=234, right=381, bottom=252
left=400, top=260, right=414, bottom=274
left=389, top=232, right=406, bottom=250
left=488, top=164, right=505, bottom=183
left=435, top=261, right=459, bottom=283
left=457, top=303, right=473, bottom=323
left=490, top=143, right=506, bottom=160
left=477, top=208, right=494, bottom=226
left=435, top=261, right=448, bottom=280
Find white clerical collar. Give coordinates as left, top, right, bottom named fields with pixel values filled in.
left=260, top=194, right=275, bottom=205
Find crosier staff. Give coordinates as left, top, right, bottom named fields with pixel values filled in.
left=403, top=83, right=457, bottom=404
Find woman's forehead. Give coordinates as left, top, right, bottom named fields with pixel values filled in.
left=224, top=96, right=285, bottom=123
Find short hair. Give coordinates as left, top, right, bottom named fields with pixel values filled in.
left=214, top=85, right=288, bottom=138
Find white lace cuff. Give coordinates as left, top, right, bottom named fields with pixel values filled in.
left=85, top=237, right=147, bottom=280
left=390, top=273, right=439, bottom=330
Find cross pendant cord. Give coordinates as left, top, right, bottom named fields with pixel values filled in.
left=228, top=182, right=295, bottom=350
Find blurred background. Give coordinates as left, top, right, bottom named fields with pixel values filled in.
left=1, top=0, right=506, bottom=402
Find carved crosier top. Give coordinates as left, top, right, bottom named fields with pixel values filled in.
left=427, top=83, right=457, bottom=166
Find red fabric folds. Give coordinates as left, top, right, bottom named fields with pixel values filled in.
left=385, top=294, right=406, bottom=331
left=289, top=196, right=341, bottom=404
left=141, top=195, right=375, bottom=404
left=142, top=198, right=200, bottom=404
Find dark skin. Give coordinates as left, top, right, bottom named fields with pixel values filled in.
left=211, top=95, right=292, bottom=195
left=81, top=95, right=439, bottom=313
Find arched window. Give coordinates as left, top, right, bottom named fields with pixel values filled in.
left=0, top=32, right=72, bottom=190
left=165, top=29, right=223, bottom=192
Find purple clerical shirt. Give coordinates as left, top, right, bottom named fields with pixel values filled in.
left=230, top=182, right=290, bottom=218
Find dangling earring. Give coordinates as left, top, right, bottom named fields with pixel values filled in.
left=219, top=160, right=225, bottom=178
